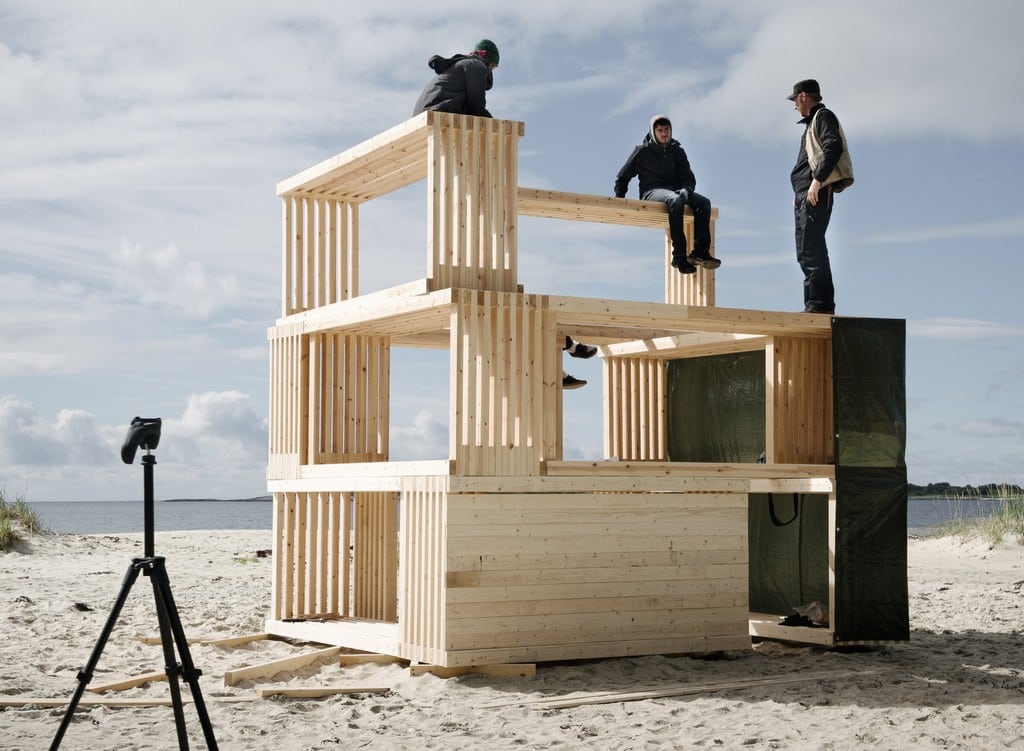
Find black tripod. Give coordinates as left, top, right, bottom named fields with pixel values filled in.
left=51, top=417, right=218, bottom=750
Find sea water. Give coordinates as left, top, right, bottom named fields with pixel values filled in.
left=27, top=499, right=273, bottom=535
left=26, top=497, right=1006, bottom=536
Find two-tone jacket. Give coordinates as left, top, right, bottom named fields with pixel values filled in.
left=791, top=103, right=854, bottom=194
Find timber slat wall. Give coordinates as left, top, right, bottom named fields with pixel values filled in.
left=266, top=112, right=843, bottom=664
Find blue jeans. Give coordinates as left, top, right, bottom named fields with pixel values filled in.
left=643, top=188, right=713, bottom=262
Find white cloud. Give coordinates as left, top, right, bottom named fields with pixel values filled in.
left=955, top=418, right=1024, bottom=438
left=390, top=410, right=448, bottom=460
left=0, top=391, right=267, bottom=501
left=113, top=239, right=244, bottom=318
left=909, top=318, right=1024, bottom=340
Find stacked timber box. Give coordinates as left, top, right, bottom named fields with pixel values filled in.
left=266, top=112, right=908, bottom=665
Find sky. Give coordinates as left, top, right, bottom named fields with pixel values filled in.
left=2, top=0, right=1023, bottom=502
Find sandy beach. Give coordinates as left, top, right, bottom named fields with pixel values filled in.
left=1, top=529, right=1021, bottom=750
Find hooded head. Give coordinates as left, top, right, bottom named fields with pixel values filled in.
left=473, top=39, right=500, bottom=67
left=649, top=114, right=673, bottom=147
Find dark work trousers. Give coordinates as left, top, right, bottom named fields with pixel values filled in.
left=643, top=188, right=713, bottom=262
left=794, top=187, right=835, bottom=313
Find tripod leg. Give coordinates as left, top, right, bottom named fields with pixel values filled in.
left=50, top=561, right=144, bottom=751
left=149, top=561, right=192, bottom=751
left=150, top=559, right=219, bottom=750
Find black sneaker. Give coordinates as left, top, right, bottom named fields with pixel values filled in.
left=567, top=340, right=597, bottom=359
left=562, top=374, right=587, bottom=389
left=687, top=252, right=722, bottom=270
left=671, top=258, right=697, bottom=274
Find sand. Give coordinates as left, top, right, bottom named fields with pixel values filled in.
left=1, top=529, right=1022, bottom=750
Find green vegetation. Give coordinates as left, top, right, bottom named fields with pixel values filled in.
left=0, top=490, right=45, bottom=551
left=933, top=484, right=1024, bottom=546
left=908, top=482, right=1024, bottom=498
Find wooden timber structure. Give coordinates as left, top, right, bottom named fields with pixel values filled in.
left=266, top=112, right=908, bottom=666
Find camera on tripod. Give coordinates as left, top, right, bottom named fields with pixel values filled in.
left=121, top=416, right=162, bottom=465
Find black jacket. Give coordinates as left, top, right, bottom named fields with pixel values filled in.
left=614, top=120, right=697, bottom=198
left=412, top=54, right=493, bottom=118
left=790, top=103, right=843, bottom=193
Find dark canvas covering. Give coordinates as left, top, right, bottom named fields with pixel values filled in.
left=832, top=317, right=908, bottom=641
left=667, top=349, right=765, bottom=463
left=666, top=317, right=908, bottom=642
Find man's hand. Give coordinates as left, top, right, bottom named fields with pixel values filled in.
left=807, top=179, right=821, bottom=206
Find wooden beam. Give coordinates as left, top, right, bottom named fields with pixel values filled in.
left=255, top=685, right=390, bottom=698
left=223, top=646, right=343, bottom=687
left=517, top=187, right=719, bottom=229
left=479, top=669, right=878, bottom=709
left=87, top=671, right=167, bottom=694
left=0, top=696, right=254, bottom=707
left=409, top=663, right=536, bottom=679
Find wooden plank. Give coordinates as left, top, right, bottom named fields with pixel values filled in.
left=255, top=685, right=390, bottom=698
left=0, top=696, right=252, bottom=708
left=517, top=188, right=718, bottom=229
left=409, top=663, right=536, bottom=679
left=202, top=632, right=272, bottom=649
left=223, top=646, right=343, bottom=687
left=87, top=670, right=167, bottom=693
left=338, top=654, right=406, bottom=667
left=438, top=633, right=749, bottom=667
left=603, top=332, right=767, bottom=359
left=480, top=669, right=878, bottom=709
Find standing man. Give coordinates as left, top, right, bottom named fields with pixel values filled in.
left=413, top=39, right=499, bottom=118
left=614, top=115, right=720, bottom=274
left=788, top=79, right=853, bottom=314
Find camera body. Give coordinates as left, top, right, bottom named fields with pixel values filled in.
left=121, top=416, right=162, bottom=464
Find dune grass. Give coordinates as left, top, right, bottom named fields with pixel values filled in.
left=934, top=484, right=1024, bottom=546
left=0, top=490, right=45, bottom=551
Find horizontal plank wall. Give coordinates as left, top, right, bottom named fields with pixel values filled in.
left=765, top=336, right=834, bottom=464
left=603, top=356, right=667, bottom=461
left=441, top=485, right=750, bottom=665
left=428, top=114, right=520, bottom=293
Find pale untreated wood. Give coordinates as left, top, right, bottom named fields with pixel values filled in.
left=480, top=669, right=878, bottom=709
left=255, top=685, right=390, bottom=698
left=223, top=646, right=343, bottom=687
left=408, top=663, right=535, bottom=679
left=86, top=670, right=167, bottom=693
left=264, top=113, right=883, bottom=664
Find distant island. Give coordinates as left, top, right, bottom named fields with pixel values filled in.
left=162, top=496, right=272, bottom=503
left=907, top=483, right=1023, bottom=498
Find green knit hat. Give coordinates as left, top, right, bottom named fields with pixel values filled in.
left=474, top=39, right=500, bottom=66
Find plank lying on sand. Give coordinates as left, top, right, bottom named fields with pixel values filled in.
left=480, top=669, right=880, bottom=709
left=133, top=632, right=270, bottom=648
left=87, top=670, right=167, bottom=693
left=255, top=685, right=391, bottom=698
left=223, top=645, right=343, bottom=686
left=0, top=696, right=253, bottom=708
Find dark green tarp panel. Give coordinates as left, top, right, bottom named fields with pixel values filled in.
left=666, top=317, right=908, bottom=642
left=666, top=350, right=765, bottom=463
left=833, top=317, right=907, bottom=468
left=834, top=466, right=909, bottom=640
left=748, top=493, right=829, bottom=616
left=832, top=317, right=909, bottom=641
